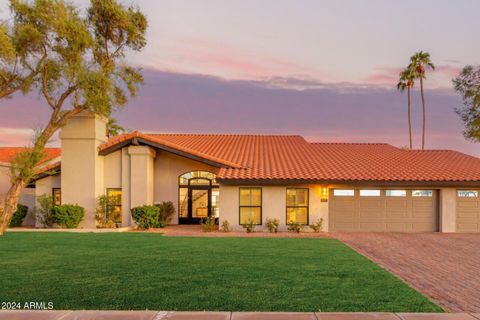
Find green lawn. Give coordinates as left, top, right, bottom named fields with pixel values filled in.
left=0, top=232, right=442, bottom=312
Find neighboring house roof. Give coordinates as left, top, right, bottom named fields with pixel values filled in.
left=98, top=133, right=480, bottom=184
left=0, top=147, right=61, bottom=165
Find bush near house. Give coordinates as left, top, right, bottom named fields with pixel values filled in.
left=155, top=201, right=175, bottom=227
left=8, top=204, right=28, bottom=227
left=287, top=221, right=303, bottom=233
left=131, top=202, right=175, bottom=229
left=51, top=204, right=85, bottom=229
left=309, top=218, right=323, bottom=233
left=201, top=216, right=218, bottom=232
left=266, top=218, right=280, bottom=233
left=95, top=195, right=117, bottom=228
left=35, top=194, right=55, bottom=227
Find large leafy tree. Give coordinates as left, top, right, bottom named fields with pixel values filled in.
left=0, top=0, right=147, bottom=235
left=453, top=65, right=480, bottom=142
left=397, top=68, right=417, bottom=149
left=409, top=51, right=435, bottom=150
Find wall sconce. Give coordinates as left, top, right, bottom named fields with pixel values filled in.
left=321, top=187, right=328, bottom=202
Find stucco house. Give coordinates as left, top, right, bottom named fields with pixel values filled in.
left=3, top=110, right=480, bottom=232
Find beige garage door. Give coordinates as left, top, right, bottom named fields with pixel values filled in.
left=456, top=190, right=480, bottom=232
left=329, top=189, right=438, bottom=232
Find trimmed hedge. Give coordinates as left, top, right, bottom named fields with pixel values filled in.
left=51, top=204, right=84, bottom=228
left=9, top=204, right=29, bottom=227
left=131, top=201, right=175, bottom=229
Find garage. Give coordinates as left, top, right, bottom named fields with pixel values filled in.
left=456, top=190, right=480, bottom=232
left=329, top=188, right=438, bottom=232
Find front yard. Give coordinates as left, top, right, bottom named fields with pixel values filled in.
left=0, top=232, right=441, bottom=312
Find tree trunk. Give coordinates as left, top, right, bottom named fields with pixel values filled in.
left=420, top=78, right=426, bottom=150
left=407, top=87, right=413, bottom=149
left=0, top=180, right=25, bottom=235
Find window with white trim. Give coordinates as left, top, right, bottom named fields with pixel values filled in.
left=386, top=190, right=407, bottom=197
left=360, top=189, right=381, bottom=197
left=333, top=189, right=354, bottom=196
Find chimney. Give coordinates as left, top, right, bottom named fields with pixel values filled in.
left=59, top=111, right=107, bottom=228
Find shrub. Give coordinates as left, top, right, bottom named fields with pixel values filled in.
left=242, top=219, right=255, bottom=233
left=266, top=218, right=279, bottom=233
left=309, top=218, right=323, bottom=233
left=95, top=195, right=117, bottom=228
left=155, top=201, right=175, bottom=227
left=131, top=205, right=160, bottom=230
left=287, top=221, right=303, bottom=233
left=9, top=204, right=28, bottom=227
left=35, top=194, right=55, bottom=227
left=220, top=220, right=232, bottom=232
left=201, top=216, right=218, bottom=232
left=51, top=204, right=84, bottom=228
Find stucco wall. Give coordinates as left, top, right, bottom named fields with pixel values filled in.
left=219, top=185, right=329, bottom=231
left=104, top=150, right=122, bottom=189
left=0, top=165, right=10, bottom=198
left=153, top=151, right=218, bottom=224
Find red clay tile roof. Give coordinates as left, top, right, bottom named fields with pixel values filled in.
left=98, top=133, right=480, bottom=183
left=0, top=147, right=61, bottom=164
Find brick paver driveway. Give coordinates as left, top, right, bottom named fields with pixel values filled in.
left=335, top=233, right=480, bottom=313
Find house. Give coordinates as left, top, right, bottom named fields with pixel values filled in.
left=4, top=110, right=480, bottom=232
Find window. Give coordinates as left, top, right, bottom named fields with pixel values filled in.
left=286, top=188, right=309, bottom=225
left=179, top=171, right=217, bottom=186
left=52, top=188, right=61, bottom=206
left=457, top=190, right=478, bottom=198
left=360, top=189, right=381, bottom=197
left=106, top=189, right=122, bottom=223
left=239, top=188, right=262, bottom=225
left=412, top=190, right=433, bottom=197
left=386, top=190, right=407, bottom=197
left=333, top=189, right=354, bottom=196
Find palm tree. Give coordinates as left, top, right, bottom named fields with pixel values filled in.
left=409, top=51, right=435, bottom=150
left=397, top=69, right=416, bottom=149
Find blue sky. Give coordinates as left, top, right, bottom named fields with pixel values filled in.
left=0, top=0, right=479, bottom=155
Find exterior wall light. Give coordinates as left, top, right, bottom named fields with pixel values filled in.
left=321, top=187, right=328, bottom=202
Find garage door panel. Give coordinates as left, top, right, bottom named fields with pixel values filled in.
left=330, top=189, right=437, bottom=232
left=456, top=190, right=480, bottom=233
left=358, top=222, right=386, bottom=232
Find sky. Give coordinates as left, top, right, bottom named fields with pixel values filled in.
left=0, top=0, right=479, bottom=155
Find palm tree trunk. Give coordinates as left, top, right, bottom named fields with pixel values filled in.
left=407, top=87, right=413, bottom=149
left=420, top=78, right=426, bottom=150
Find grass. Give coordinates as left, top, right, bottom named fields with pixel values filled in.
left=0, top=232, right=442, bottom=312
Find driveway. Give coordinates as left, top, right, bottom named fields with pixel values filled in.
left=335, top=233, right=480, bottom=313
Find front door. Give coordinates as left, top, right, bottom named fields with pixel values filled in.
left=188, top=187, right=211, bottom=224
left=178, top=171, right=219, bottom=224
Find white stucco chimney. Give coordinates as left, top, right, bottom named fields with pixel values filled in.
left=59, top=111, right=107, bottom=228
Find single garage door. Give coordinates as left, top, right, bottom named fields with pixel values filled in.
left=456, top=190, right=480, bottom=232
left=329, top=188, right=438, bottom=232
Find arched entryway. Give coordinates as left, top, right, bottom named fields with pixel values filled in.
left=178, top=171, right=219, bottom=224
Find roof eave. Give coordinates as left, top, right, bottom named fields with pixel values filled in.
left=216, top=178, right=480, bottom=187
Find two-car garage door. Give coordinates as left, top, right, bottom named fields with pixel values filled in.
left=329, top=188, right=438, bottom=232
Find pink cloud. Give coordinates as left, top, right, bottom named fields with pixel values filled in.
left=149, top=35, right=324, bottom=81
left=365, top=65, right=462, bottom=89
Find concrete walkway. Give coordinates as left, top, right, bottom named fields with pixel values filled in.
left=1, top=311, right=480, bottom=320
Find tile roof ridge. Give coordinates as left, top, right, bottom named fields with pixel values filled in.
left=142, top=132, right=305, bottom=138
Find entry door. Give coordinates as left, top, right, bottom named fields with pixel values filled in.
left=188, top=187, right=211, bottom=224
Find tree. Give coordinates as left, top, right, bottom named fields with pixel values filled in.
left=397, top=68, right=417, bottom=149
left=453, top=65, right=480, bottom=142
left=409, top=51, right=435, bottom=150
left=0, top=0, right=147, bottom=235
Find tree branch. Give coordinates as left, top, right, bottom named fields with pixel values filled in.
left=41, top=63, right=56, bottom=110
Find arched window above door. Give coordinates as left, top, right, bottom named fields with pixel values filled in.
left=179, top=171, right=218, bottom=187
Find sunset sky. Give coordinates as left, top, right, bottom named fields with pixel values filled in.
left=0, top=0, right=479, bottom=155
